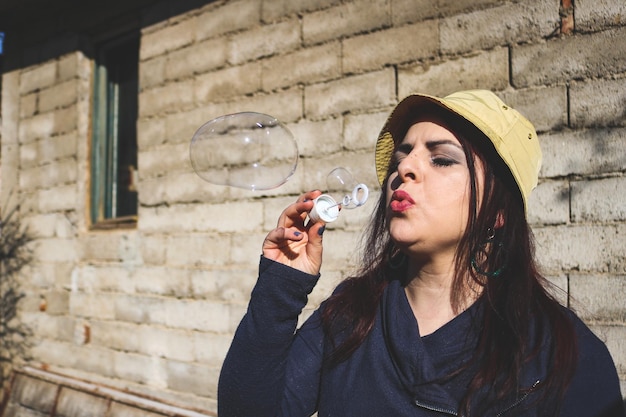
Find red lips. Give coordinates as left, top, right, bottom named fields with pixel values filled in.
left=390, top=190, right=415, bottom=212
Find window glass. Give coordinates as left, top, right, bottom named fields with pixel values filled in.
left=91, top=33, right=139, bottom=227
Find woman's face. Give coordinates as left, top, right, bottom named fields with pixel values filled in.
left=385, top=119, right=484, bottom=260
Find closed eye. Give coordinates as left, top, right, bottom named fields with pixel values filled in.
left=431, top=156, right=458, bottom=167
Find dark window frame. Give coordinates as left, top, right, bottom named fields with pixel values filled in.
left=90, top=32, right=139, bottom=229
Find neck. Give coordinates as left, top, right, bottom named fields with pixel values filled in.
left=403, top=256, right=477, bottom=336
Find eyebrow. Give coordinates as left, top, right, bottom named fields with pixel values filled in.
left=425, top=139, right=464, bottom=151
left=395, top=139, right=464, bottom=155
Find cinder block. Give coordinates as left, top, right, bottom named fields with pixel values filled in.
left=40, top=131, right=79, bottom=163
left=499, top=86, right=568, bottom=133
left=38, top=80, right=78, bottom=113
left=164, top=106, right=207, bottom=146
left=166, top=360, right=218, bottom=398
left=58, top=52, right=82, bottom=82
left=139, top=79, right=196, bottom=118
left=570, top=78, right=626, bottom=128
left=137, top=233, right=167, bottom=266
left=391, top=0, right=439, bottom=25
left=39, top=185, right=77, bottom=212
left=34, top=238, right=77, bottom=263
left=286, top=117, right=343, bottom=158
left=533, top=223, right=626, bottom=274
left=8, top=374, right=57, bottom=413
left=320, top=229, right=363, bottom=270
left=165, top=234, right=232, bottom=267
left=139, top=56, right=166, bottom=90
left=512, top=26, right=626, bottom=88
left=90, top=320, right=142, bottom=353
left=132, top=266, right=192, bottom=298
left=305, top=69, right=396, bottom=119
left=343, top=20, right=439, bottom=74
left=137, top=173, right=229, bottom=207
left=165, top=37, right=228, bottom=81
left=190, top=267, right=257, bottom=303
left=139, top=326, right=195, bottom=362
left=140, top=17, right=196, bottom=61
left=303, top=0, right=391, bottom=46
left=193, top=62, right=262, bottom=104
left=540, top=128, right=626, bottom=178
left=79, top=231, right=140, bottom=263
left=398, top=47, right=509, bottom=98
left=108, top=402, right=169, bottom=417
left=18, top=112, right=55, bottom=143
left=229, top=232, right=269, bottom=268
left=52, top=104, right=78, bottom=135
left=300, top=151, right=377, bottom=193
left=137, top=117, right=167, bottom=149
left=588, top=324, right=626, bottom=376
left=114, top=294, right=158, bottom=324
left=193, top=331, right=235, bottom=365
left=262, top=0, right=339, bottom=22
left=262, top=42, right=341, bottom=92
left=527, top=180, right=570, bottom=226
left=344, top=110, right=389, bottom=152
left=151, top=298, right=230, bottom=333
left=113, top=351, right=167, bottom=386
left=19, top=61, right=57, bottom=95
left=570, top=274, right=626, bottom=321
left=195, top=0, right=261, bottom=41
left=43, top=289, right=70, bottom=315
left=440, top=0, right=558, bottom=54
left=71, top=292, right=116, bottom=320
left=138, top=142, right=189, bottom=179
left=19, top=92, right=38, bottom=119
left=227, top=19, right=300, bottom=65
left=576, top=0, right=626, bottom=32
left=572, top=177, right=626, bottom=222
left=139, top=203, right=263, bottom=234
left=19, top=140, right=38, bottom=168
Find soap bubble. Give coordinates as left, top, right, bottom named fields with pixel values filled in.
left=326, top=167, right=369, bottom=210
left=309, top=167, right=369, bottom=223
left=190, top=112, right=298, bottom=190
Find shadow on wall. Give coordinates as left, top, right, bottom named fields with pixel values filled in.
left=0, top=199, right=33, bottom=397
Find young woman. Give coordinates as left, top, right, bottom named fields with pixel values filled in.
left=218, top=90, right=624, bottom=416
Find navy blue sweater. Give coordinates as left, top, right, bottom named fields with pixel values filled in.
left=218, top=257, right=625, bottom=416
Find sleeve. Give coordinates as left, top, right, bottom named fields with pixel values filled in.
left=559, top=318, right=625, bottom=417
left=217, top=256, right=326, bottom=417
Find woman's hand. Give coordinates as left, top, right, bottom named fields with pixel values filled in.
left=263, top=190, right=326, bottom=276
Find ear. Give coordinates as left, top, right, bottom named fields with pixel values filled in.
left=494, top=211, right=505, bottom=229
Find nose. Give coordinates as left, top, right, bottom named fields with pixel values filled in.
left=396, top=154, right=421, bottom=183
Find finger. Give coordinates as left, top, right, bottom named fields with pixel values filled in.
left=305, top=221, right=326, bottom=258
left=280, top=191, right=322, bottom=226
left=297, top=190, right=322, bottom=203
left=264, top=226, right=304, bottom=246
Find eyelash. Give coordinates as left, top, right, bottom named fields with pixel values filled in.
left=388, top=155, right=458, bottom=173
left=431, top=156, right=457, bottom=167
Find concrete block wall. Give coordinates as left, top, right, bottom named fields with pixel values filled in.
left=1, top=0, right=625, bottom=413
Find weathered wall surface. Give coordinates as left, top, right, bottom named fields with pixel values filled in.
left=1, top=0, right=624, bottom=414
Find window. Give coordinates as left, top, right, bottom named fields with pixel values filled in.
left=91, top=33, right=139, bottom=228
left=0, top=32, right=4, bottom=114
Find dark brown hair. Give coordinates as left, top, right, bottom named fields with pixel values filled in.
left=320, top=108, right=577, bottom=414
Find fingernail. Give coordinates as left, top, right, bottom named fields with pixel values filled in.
left=294, top=231, right=302, bottom=236
left=318, top=226, right=325, bottom=236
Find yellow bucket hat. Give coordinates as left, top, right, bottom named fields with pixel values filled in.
left=375, top=89, right=541, bottom=214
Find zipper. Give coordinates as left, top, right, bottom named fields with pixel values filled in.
left=414, top=399, right=458, bottom=416
left=495, top=379, right=541, bottom=417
